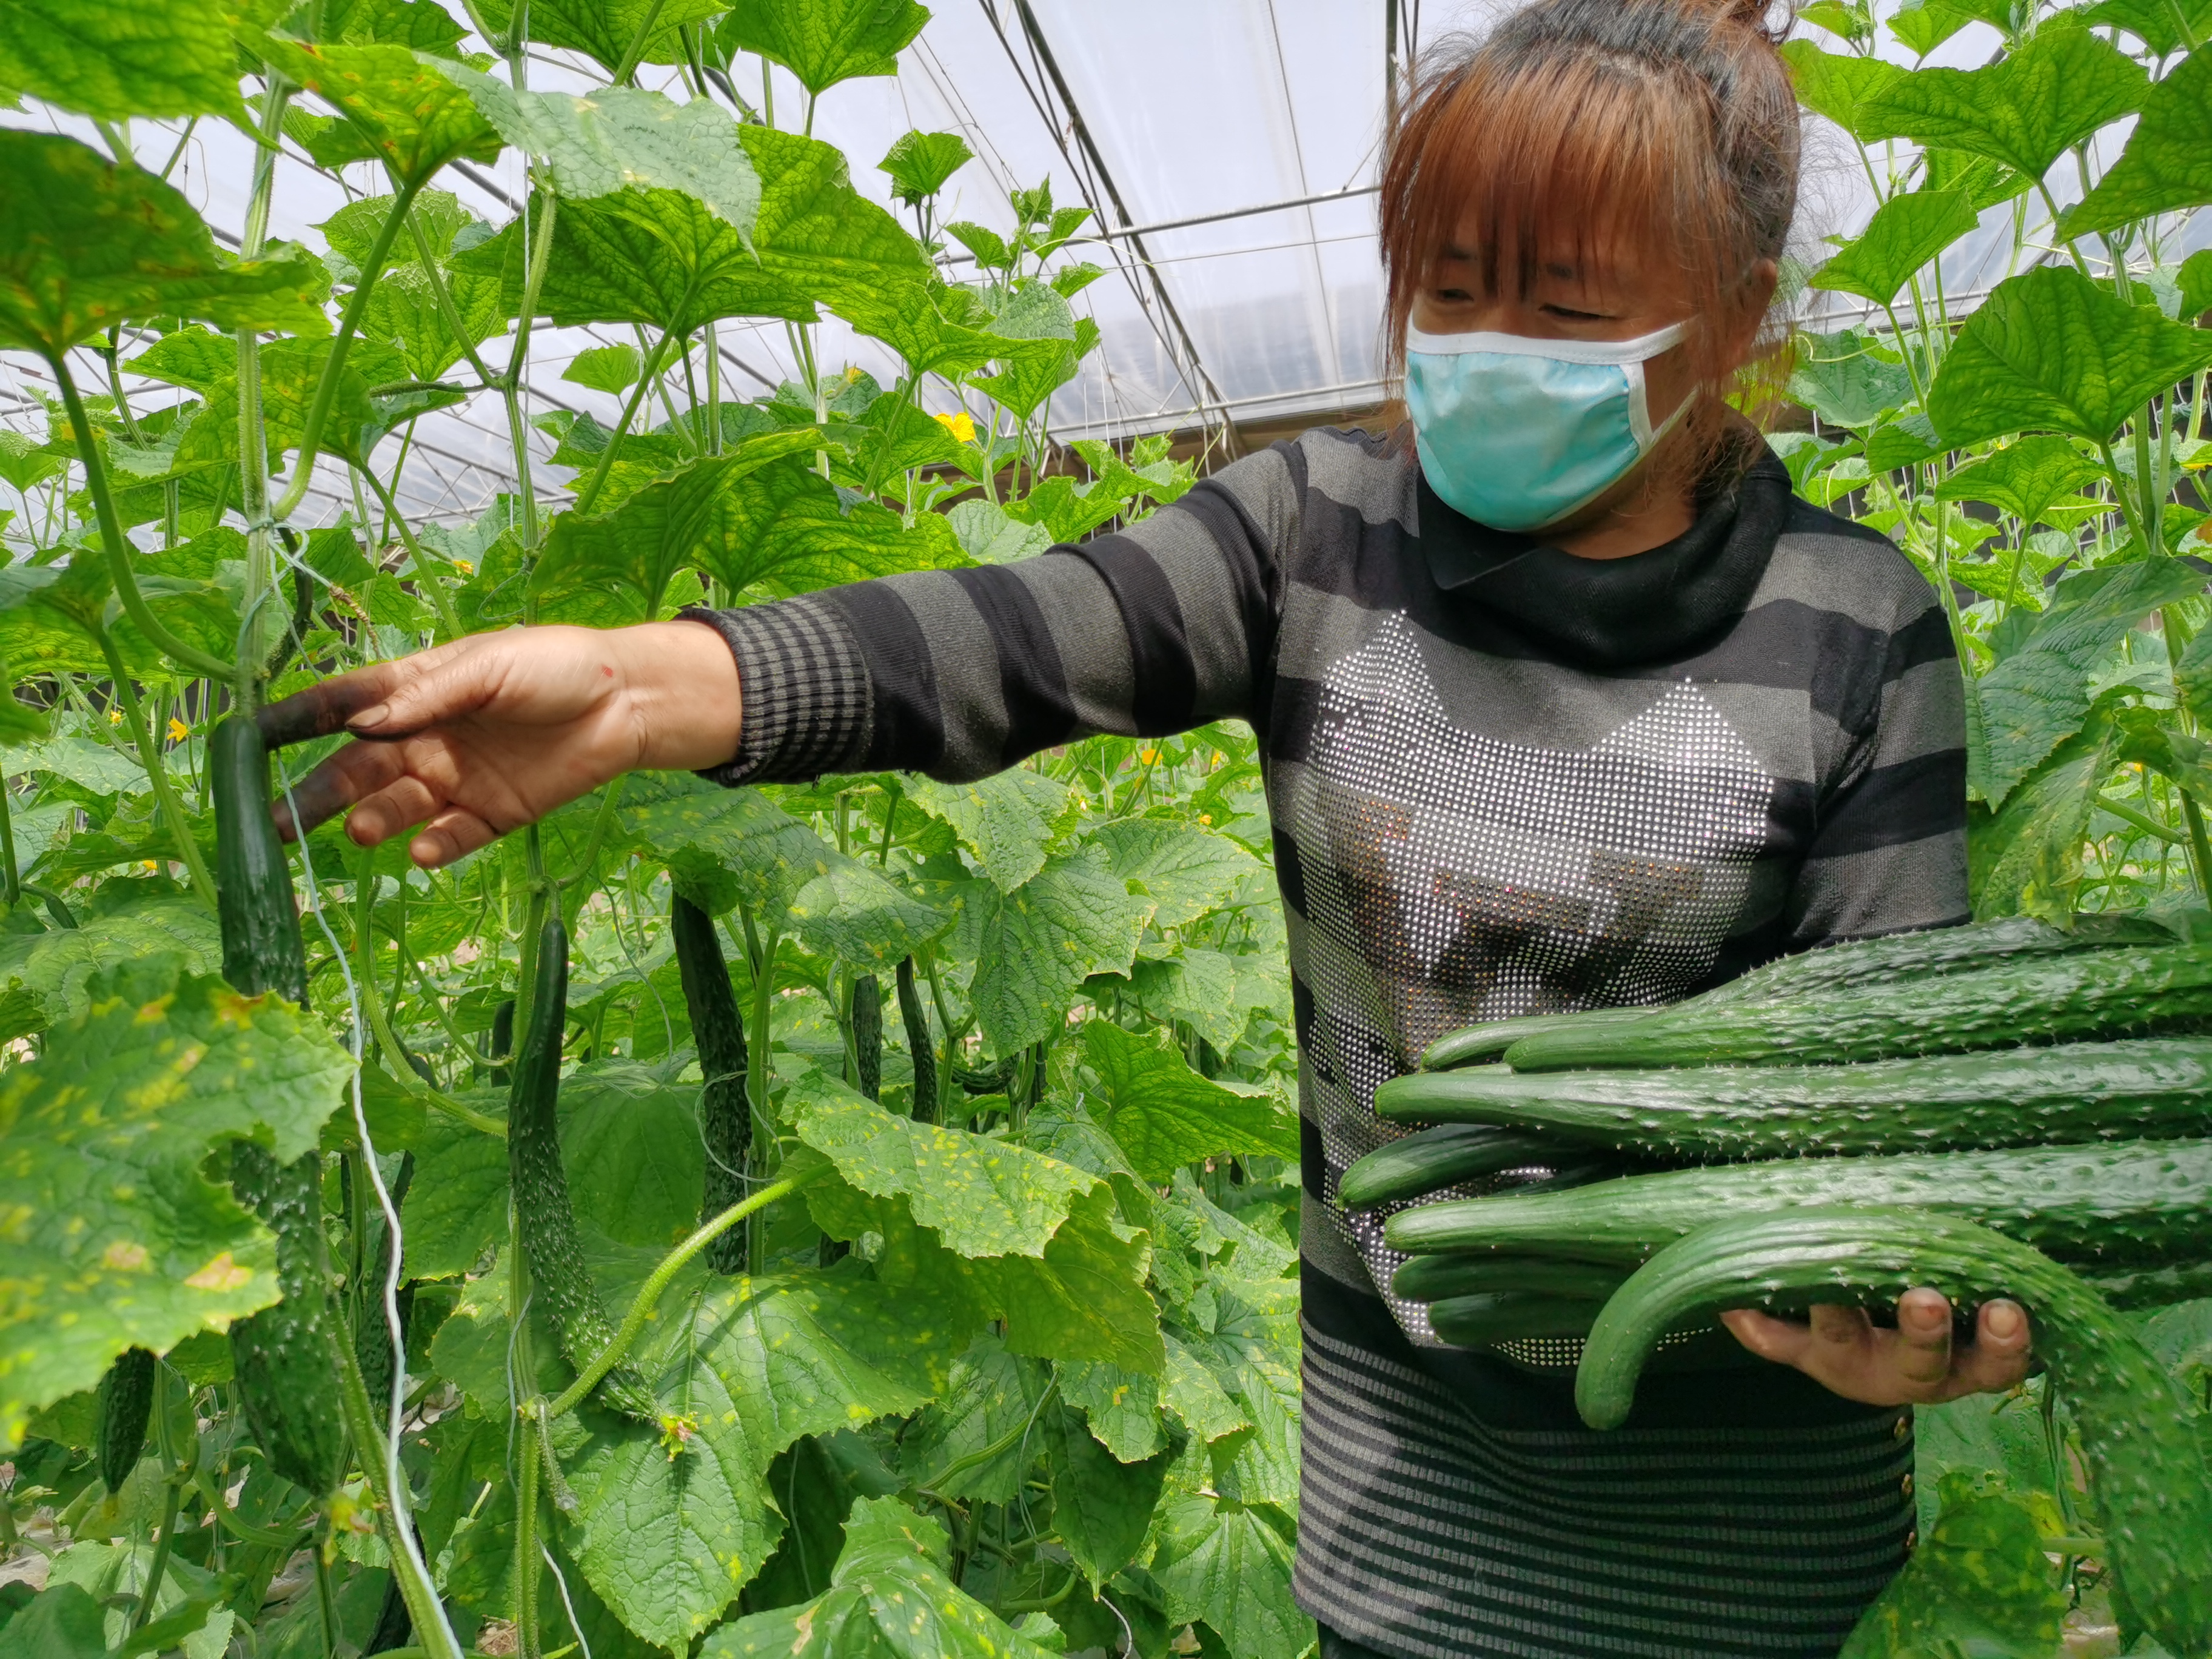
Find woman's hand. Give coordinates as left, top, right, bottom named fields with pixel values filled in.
left=259, top=621, right=741, bottom=868
left=1720, top=1290, right=2031, bottom=1407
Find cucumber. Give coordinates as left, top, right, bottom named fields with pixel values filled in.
left=1376, top=1037, right=2212, bottom=1161
left=851, top=973, right=881, bottom=1100
left=1576, top=1207, right=2212, bottom=1658
left=1503, top=942, right=2212, bottom=1072
left=509, top=916, right=658, bottom=1423
left=1391, top=1254, right=1629, bottom=1304
left=1429, top=1293, right=1605, bottom=1347
left=94, top=1347, right=155, bottom=1493
left=896, top=957, right=936, bottom=1125
left=1420, top=1008, right=1651, bottom=1071
left=1383, top=1136, right=2212, bottom=1267
left=669, top=894, right=749, bottom=1273
left=1418, top=917, right=2168, bottom=1071
left=1338, top=1124, right=1570, bottom=1210
left=212, top=714, right=346, bottom=1498
left=354, top=1151, right=417, bottom=1410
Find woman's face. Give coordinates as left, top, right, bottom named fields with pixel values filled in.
left=1408, top=219, right=1708, bottom=438
left=1406, top=213, right=1775, bottom=539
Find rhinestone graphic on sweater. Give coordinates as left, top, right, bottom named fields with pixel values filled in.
left=1287, top=612, right=1775, bottom=1339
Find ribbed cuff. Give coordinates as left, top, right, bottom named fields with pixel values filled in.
left=679, top=598, right=873, bottom=785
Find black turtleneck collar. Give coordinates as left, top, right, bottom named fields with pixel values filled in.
left=1417, top=440, right=1794, bottom=671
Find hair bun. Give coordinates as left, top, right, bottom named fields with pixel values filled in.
left=1696, top=0, right=1793, bottom=42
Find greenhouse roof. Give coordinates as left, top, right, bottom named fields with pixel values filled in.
left=2, top=0, right=2198, bottom=531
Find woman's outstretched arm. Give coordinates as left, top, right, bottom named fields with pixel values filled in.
left=260, top=620, right=740, bottom=868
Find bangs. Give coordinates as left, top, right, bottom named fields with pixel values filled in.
left=1413, top=61, right=1719, bottom=302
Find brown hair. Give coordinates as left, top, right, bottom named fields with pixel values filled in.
left=1379, top=0, right=1801, bottom=483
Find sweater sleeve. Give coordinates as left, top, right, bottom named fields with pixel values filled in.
left=1781, top=582, right=1971, bottom=947
left=683, top=443, right=1297, bottom=786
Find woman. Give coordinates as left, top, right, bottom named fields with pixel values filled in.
left=268, top=0, right=2031, bottom=1650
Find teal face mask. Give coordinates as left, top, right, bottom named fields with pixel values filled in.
left=1405, top=321, right=1692, bottom=533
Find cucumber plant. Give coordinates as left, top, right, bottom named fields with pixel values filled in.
left=0, top=5, right=1305, bottom=1657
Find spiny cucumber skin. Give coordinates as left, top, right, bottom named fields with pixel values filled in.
left=669, top=895, right=749, bottom=1273
left=229, top=1142, right=347, bottom=1496
left=1417, top=916, right=2168, bottom=1071
left=1338, top=1124, right=1566, bottom=1210
left=1392, top=1253, right=1629, bottom=1304
left=2084, top=1257, right=2212, bottom=1309
left=1382, top=1136, right=2212, bottom=1267
left=1504, top=943, right=2212, bottom=1072
left=1577, top=1208, right=2212, bottom=1658
left=896, top=957, right=936, bottom=1126
left=510, top=917, right=658, bottom=1423
left=1429, top=1293, right=1605, bottom=1347
left=95, top=1347, right=155, bottom=1494
left=1378, top=1037, right=2212, bottom=1160
left=212, top=716, right=344, bottom=1496
left=210, top=717, right=309, bottom=1008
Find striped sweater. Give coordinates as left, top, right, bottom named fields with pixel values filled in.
left=689, top=426, right=1966, bottom=1657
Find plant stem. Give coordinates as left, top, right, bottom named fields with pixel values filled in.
left=612, top=0, right=672, bottom=85
left=2096, top=791, right=2185, bottom=843
left=514, top=1406, right=543, bottom=1659
left=555, top=778, right=626, bottom=889
left=0, top=780, right=19, bottom=907
left=95, top=629, right=217, bottom=906
left=129, top=1367, right=188, bottom=1632
left=270, top=177, right=426, bottom=525
left=543, top=1170, right=822, bottom=1421
left=330, top=1318, right=466, bottom=1659
left=47, top=355, right=233, bottom=680
left=360, top=466, right=467, bottom=640
left=571, top=333, right=677, bottom=516
left=746, top=923, right=782, bottom=1275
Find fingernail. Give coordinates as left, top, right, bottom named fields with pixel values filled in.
left=1986, top=1302, right=2023, bottom=1339
left=349, top=702, right=392, bottom=731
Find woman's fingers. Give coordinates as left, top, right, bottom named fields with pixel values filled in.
left=348, top=775, right=446, bottom=846
left=259, top=659, right=411, bottom=749
left=272, top=740, right=409, bottom=841
left=411, top=805, right=500, bottom=868
left=1722, top=1291, right=2033, bottom=1406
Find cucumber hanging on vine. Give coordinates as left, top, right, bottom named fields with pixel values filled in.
left=355, top=1151, right=418, bottom=1410
left=669, top=893, right=749, bottom=1273
left=851, top=973, right=881, bottom=1100
left=211, top=715, right=347, bottom=1498
left=896, top=957, right=936, bottom=1125
left=510, top=914, right=659, bottom=1421
left=94, top=1347, right=155, bottom=1494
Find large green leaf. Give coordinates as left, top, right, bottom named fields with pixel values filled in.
left=1075, top=1021, right=1298, bottom=1184
left=433, top=1245, right=956, bottom=1649
left=1972, top=703, right=2117, bottom=921
left=1936, top=434, right=2102, bottom=527
left=263, top=41, right=504, bottom=186
left=786, top=859, right=954, bottom=969
left=1976, top=557, right=2205, bottom=804
left=623, top=776, right=839, bottom=917
left=787, top=1071, right=1096, bottom=1258
left=0, top=891, right=221, bottom=1042
left=699, top=1496, right=1060, bottom=1659
left=1927, top=266, right=2212, bottom=447
left=360, top=261, right=506, bottom=380
left=317, top=0, right=474, bottom=52
left=0, top=958, right=354, bottom=1447
left=986, top=1185, right=1162, bottom=1373
left=964, top=280, right=1082, bottom=422
left=957, top=844, right=1156, bottom=1056
left=2080, top=0, right=2212, bottom=58
left=532, top=431, right=826, bottom=617
left=0, top=0, right=247, bottom=122
left=1044, top=1400, right=1170, bottom=1589
left=476, top=0, right=726, bottom=75
left=1788, top=329, right=1914, bottom=430
left=1148, top=1495, right=1308, bottom=1659
left=1057, top=1358, right=1167, bottom=1462
left=686, top=454, right=972, bottom=598
left=906, top=769, right=1073, bottom=891
left=1810, top=190, right=1976, bottom=306
left=0, top=133, right=330, bottom=357
left=719, top=0, right=932, bottom=97
left=438, top=67, right=762, bottom=240
left=1777, top=40, right=1905, bottom=141
left=1856, top=25, right=2146, bottom=181
left=1085, top=817, right=1264, bottom=929
left=2065, top=48, right=2212, bottom=235
left=1838, top=1495, right=2065, bottom=1658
